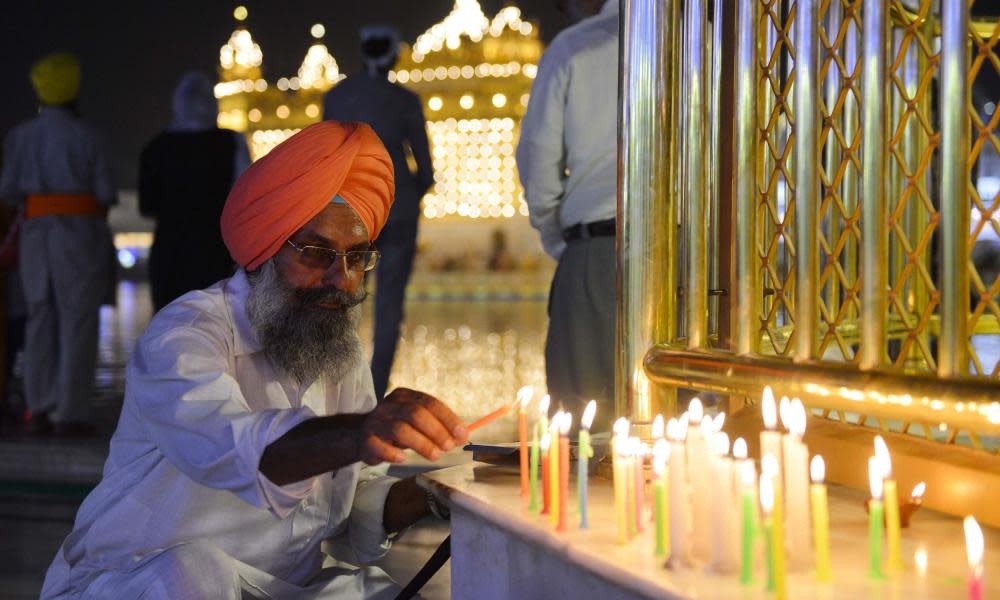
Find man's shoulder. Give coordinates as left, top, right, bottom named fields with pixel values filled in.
left=140, top=281, right=234, bottom=349
left=547, top=11, right=619, bottom=58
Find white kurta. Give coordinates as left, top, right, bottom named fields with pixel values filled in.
left=41, top=270, right=400, bottom=599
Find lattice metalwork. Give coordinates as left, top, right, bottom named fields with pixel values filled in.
left=757, top=0, right=798, bottom=356
left=886, top=0, right=941, bottom=371
left=967, top=3, right=1000, bottom=378
left=816, top=0, right=863, bottom=362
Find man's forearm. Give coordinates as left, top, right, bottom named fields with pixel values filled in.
left=383, top=477, right=431, bottom=534
left=259, top=413, right=367, bottom=486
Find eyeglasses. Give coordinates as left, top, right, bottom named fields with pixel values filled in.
left=285, top=240, right=380, bottom=272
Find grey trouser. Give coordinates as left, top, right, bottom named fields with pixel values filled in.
left=545, top=236, right=616, bottom=433
left=18, top=215, right=112, bottom=423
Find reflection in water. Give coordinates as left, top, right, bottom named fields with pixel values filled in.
left=97, top=282, right=546, bottom=441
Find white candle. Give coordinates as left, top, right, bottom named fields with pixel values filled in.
left=732, top=438, right=756, bottom=502
left=667, top=417, right=693, bottom=567
left=652, top=414, right=664, bottom=439
left=760, top=387, right=784, bottom=474
left=710, top=432, right=739, bottom=573
left=686, top=398, right=713, bottom=562
left=782, top=399, right=811, bottom=571
left=965, top=516, right=985, bottom=600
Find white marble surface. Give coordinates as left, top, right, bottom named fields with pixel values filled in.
left=420, top=461, right=1000, bottom=599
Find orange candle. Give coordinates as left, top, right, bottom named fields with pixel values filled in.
left=557, top=413, right=572, bottom=532
left=517, top=386, right=533, bottom=499
left=540, top=432, right=551, bottom=515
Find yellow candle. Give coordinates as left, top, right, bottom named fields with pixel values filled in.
left=612, top=418, right=629, bottom=544
left=810, top=455, right=832, bottom=582
left=875, top=436, right=902, bottom=573
left=549, top=412, right=562, bottom=527
left=763, top=454, right=787, bottom=600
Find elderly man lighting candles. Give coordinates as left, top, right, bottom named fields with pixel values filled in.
left=40, top=122, right=469, bottom=599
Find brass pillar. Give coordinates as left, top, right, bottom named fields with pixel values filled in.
left=794, top=0, right=820, bottom=362
left=684, top=0, right=709, bottom=349
left=617, top=0, right=679, bottom=422
left=938, top=0, right=970, bottom=378
left=859, top=0, right=889, bottom=369
left=733, top=0, right=759, bottom=356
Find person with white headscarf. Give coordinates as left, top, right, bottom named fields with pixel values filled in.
left=323, top=25, right=434, bottom=402
left=139, top=71, right=251, bottom=311
left=0, top=52, right=116, bottom=436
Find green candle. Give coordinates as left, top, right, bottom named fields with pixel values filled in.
left=652, top=439, right=669, bottom=556
left=868, top=456, right=885, bottom=580
left=739, top=461, right=756, bottom=584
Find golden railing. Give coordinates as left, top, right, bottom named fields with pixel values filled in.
left=617, top=0, right=1000, bottom=516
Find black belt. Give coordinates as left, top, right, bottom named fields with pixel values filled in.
left=562, top=218, right=616, bottom=241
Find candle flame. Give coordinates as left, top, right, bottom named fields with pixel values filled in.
left=869, top=456, right=883, bottom=500
left=964, top=516, right=984, bottom=569
left=550, top=410, right=564, bottom=431
left=761, top=453, right=779, bottom=477
left=689, top=398, right=704, bottom=423
left=699, top=415, right=713, bottom=436
left=517, top=385, right=534, bottom=408
left=914, top=547, right=928, bottom=576
left=652, top=438, right=670, bottom=474
left=760, top=473, right=774, bottom=514
left=713, top=412, right=726, bottom=432
left=810, top=455, right=825, bottom=483
left=874, top=435, right=892, bottom=478
left=613, top=417, right=629, bottom=440
left=627, top=436, right=641, bottom=456
left=733, top=437, right=748, bottom=460
left=740, top=460, right=756, bottom=487
left=789, top=399, right=807, bottom=437
left=651, top=414, right=664, bottom=439
left=540, top=432, right=551, bottom=451
left=581, top=400, right=597, bottom=430
left=779, top=396, right=791, bottom=430
left=539, top=394, right=550, bottom=416
left=911, top=481, right=926, bottom=499
left=559, top=411, right=573, bottom=434
left=762, top=387, right=777, bottom=429
left=714, top=432, right=731, bottom=456
left=666, top=417, right=687, bottom=442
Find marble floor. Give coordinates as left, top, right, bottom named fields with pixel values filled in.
left=0, top=279, right=547, bottom=599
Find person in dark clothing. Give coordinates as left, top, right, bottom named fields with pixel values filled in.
left=323, top=26, right=434, bottom=401
left=139, top=72, right=250, bottom=311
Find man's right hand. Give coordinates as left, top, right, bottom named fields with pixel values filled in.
left=358, top=388, right=468, bottom=465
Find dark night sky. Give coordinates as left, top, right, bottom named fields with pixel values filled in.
left=0, top=1, right=571, bottom=188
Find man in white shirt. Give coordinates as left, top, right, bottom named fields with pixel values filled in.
left=516, top=0, right=618, bottom=431
left=41, top=121, right=467, bottom=599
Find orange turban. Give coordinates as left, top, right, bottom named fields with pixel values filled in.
left=221, top=121, right=394, bottom=270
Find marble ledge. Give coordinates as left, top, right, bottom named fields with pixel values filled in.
left=418, top=461, right=999, bottom=600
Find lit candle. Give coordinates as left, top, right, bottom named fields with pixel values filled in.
left=912, top=481, right=926, bottom=503
left=810, top=455, right=832, bottom=582
left=874, top=435, right=902, bottom=573
left=578, top=400, right=596, bottom=529
left=612, top=417, right=629, bottom=544
left=667, top=417, right=693, bottom=566
left=868, top=456, right=885, bottom=580
left=548, top=412, right=562, bottom=527
left=652, top=438, right=670, bottom=557
left=760, top=387, right=784, bottom=475
left=631, top=437, right=646, bottom=534
left=686, top=398, right=712, bottom=561
left=710, top=432, right=738, bottom=573
left=782, top=399, right=811, bottom=571
left=739, top=460, right=757, bottom=585
left=964, top=516, right=984, bottom=600
left=518, top=386, right=533, bottom=499
left=540, top=432, right=551, bottom=515
left=557, top=412, right=571, bottom=532
left=732, top=438, right=755, bottom=506
left=762, top=454, right=787, bottom=599
left=652, top=413, right=664, bottom=439
left=538, top=395, right=551, bottom=515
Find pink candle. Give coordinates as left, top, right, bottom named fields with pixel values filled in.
left=965, top=516, right=984, bottom=600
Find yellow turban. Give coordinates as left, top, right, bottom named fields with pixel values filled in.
left=30, top=53, right=81, bottom=105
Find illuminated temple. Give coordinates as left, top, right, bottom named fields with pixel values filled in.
left=214, top=1, right=543, bottom=224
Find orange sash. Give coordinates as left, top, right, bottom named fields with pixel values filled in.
left=25, top=194, right=106, bottom=219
